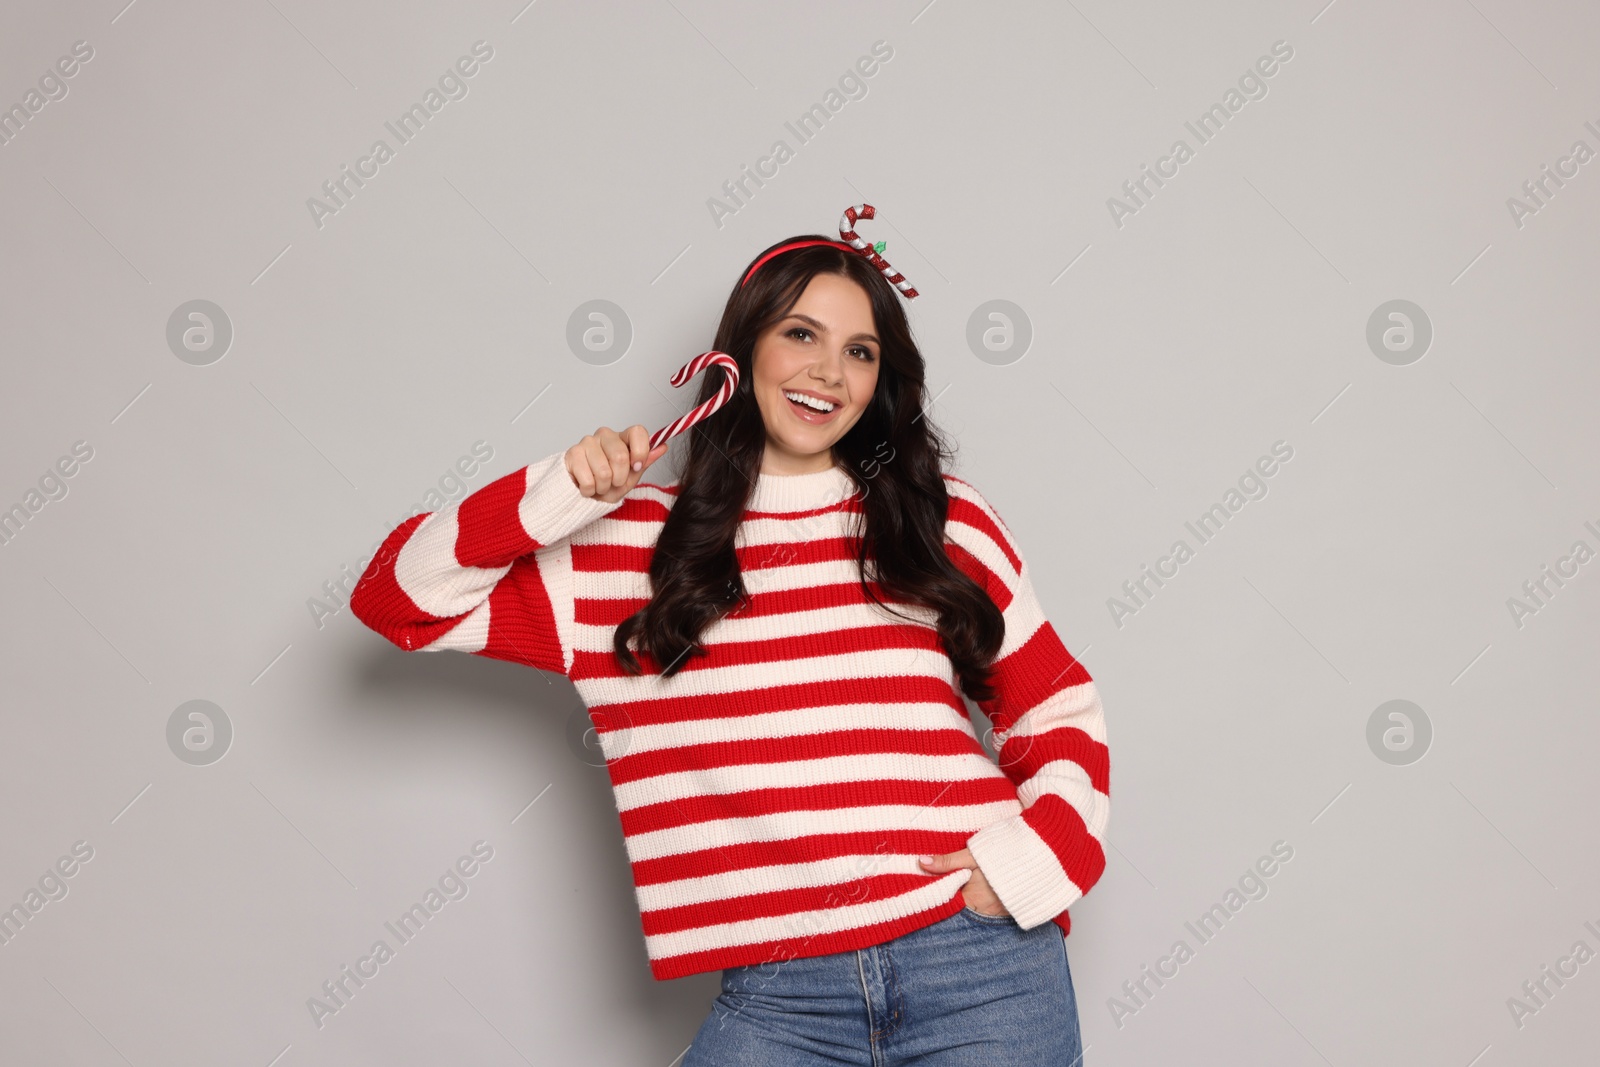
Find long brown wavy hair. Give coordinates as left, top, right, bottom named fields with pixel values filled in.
left=611, top=237, right=1005, bottom=701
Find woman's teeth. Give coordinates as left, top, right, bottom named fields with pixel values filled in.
left=784, top=390, right=837, bottom=412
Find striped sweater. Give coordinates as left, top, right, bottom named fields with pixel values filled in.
left=350, top=451, right=1110, bottom=980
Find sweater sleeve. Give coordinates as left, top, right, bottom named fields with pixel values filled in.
left=942, top=477, right=1110, bottom=931
left=350, top=451, right=626, bottom=676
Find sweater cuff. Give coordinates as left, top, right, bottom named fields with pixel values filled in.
left=517, top=451, right=628, bottom=547
left=966, top=814, right=1082, bottom=930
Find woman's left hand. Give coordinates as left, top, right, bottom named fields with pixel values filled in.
left=919, top=848, right=1010, bottom=917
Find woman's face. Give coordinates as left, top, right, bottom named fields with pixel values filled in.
left=751, top=272, right=881, bottom=473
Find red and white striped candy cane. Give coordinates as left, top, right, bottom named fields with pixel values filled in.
left=839, top=204, right=919, bottom=299
left=648, top=351, right=741, bottom=450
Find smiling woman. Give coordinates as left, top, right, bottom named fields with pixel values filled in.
left=751, top=276, right=882, bottom=468
left=350, top=207, right=1109, bottom=1065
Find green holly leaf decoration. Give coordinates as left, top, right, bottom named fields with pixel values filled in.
left=873, top=240, right=886, bottom=254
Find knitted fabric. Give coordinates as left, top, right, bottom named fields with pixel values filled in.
left=350, top=453, right=1110, bottom=980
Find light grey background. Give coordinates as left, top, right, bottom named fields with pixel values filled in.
left=2, top=0, right=1596, bottom=1064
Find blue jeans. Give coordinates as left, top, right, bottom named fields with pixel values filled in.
left=683, top=906, right=1084, bottom=1066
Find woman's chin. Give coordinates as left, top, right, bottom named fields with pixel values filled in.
left=766, top=430, right=836, bottom=459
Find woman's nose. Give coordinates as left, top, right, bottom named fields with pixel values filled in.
left=812, top=348, right=845, bottom=382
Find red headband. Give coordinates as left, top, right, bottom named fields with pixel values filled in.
left=645, top=205, right=916, bottom=451
left=738, top=204, right=919, bottom=299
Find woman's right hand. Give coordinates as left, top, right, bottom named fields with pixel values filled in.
left=565, top=425, right=669, bottom=503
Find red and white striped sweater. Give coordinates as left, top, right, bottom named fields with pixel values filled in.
left=350, top=451, right=1109, bottom=980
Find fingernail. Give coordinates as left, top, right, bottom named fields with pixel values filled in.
left=918, top=856, right=933, bottom=865
left=632, top=461, right=642, bottom=470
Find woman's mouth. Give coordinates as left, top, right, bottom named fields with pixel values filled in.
left=782, top=389, right=842, bottom=424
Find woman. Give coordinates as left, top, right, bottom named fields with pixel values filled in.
left=350, top=219, right=1110, bottom=1065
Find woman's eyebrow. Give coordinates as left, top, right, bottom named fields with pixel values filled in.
left=785, top=313, right=880, bottom=345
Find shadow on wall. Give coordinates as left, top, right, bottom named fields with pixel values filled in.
left=341, top=644, right=720, bottom=1022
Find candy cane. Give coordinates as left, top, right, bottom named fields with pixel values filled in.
left=839, top=204, right=919, bottom=299
left=648, top=351, right=741, bottom=449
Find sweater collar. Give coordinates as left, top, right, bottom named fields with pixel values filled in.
left=746, top=462, right=856, bottom=514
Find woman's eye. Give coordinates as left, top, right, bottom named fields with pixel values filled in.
left=785, top=327, right=873, bottom=361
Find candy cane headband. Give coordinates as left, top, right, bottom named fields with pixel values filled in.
left=739, top=203, right=920, bottom=300
left=648, top=204, right=915, bottom=449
